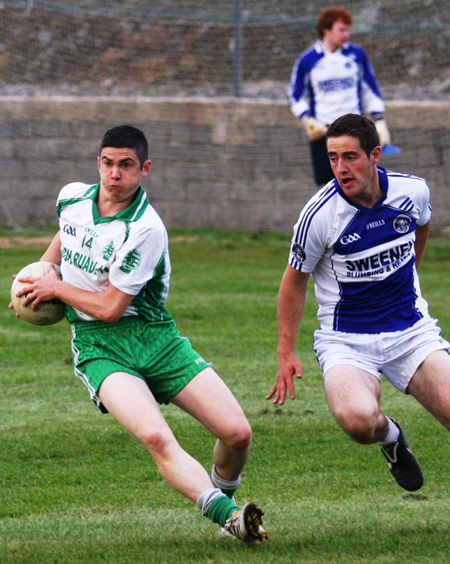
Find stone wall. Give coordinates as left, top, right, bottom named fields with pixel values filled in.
left=0, top=97, right=448, bottom=233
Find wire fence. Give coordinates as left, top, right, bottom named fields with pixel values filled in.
left=0, top=0, right=448, bottom=232
left=1, top=0, right=448, bottom=99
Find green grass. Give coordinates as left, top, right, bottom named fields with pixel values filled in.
left=1, top=229, right=449, bottom=564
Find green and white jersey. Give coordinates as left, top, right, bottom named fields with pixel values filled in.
left=57, top=182, right=173, bottom=325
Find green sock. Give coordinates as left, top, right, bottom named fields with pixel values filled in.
left=207, top=495, right=240, bottom=527
left=221, top=487, right=237, bottom=500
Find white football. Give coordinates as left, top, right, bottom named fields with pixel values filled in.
left=11, top=261, right=65, bottom=326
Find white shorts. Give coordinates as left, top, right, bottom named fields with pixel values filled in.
left=313, top=316, right=450, bottom=393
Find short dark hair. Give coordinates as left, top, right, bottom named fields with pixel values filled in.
left=317, top=7, right=352, bottom=39
left=327, top=114, right=380, bottom=157
left=99, top=125, right=149, bottom=168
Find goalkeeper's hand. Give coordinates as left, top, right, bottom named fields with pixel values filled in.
left=375, top=118, right=391, bottom=147
left=301, top=116, right=328, bottom=141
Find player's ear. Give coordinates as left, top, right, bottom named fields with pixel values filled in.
left=370, top=146, right=382, bottom=165
left=142, top=160, right=152, bottom=176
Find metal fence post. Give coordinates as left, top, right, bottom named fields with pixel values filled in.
left=233, top=0, right=243, bottom=97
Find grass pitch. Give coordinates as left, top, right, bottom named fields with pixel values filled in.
left=1, top=229, right=449, bottom=564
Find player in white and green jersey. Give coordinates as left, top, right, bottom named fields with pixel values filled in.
left=14, top=125, right=267, bottom=545
left=57, top=180, right=173, bottom=325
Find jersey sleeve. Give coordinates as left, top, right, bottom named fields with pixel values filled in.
left=355, top=46, right=385, bottom=118
left=414, top=178, right=432, bottom=226
left=57, top=182, right=87, bottom=202
left=288, top=54, right=311, bottom=119
left=109, top=219, right=171, bottom=297
left=288, top=186, right=335, bottom=272
left=56, top=182, right=95, bottom=215
left=288, top=45, right=324, bottom=120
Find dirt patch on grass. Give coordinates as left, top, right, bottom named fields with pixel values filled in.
left=0, top=236, right=54, bottom=248
left=0, top=235, right=200, bottom=248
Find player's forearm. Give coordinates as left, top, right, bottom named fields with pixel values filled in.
left=276, top=269, right=308, bottom=357
left=52, top=281, right=132, bottom=323
left=277, top=300, right=304, bottom=357
left=41, top=231, right=62, bottom=265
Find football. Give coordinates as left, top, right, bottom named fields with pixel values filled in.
left=10, top=261, right=65, bottom=326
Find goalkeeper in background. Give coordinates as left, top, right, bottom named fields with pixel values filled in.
left=288, top=6, right=391, bottom=185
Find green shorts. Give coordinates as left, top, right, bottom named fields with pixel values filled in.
left=71, top=317, right=211, bottom=412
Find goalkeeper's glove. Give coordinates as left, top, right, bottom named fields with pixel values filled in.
left=374, top=118, right=391, bottom=147
left=301, top=116, right=328, bottom=141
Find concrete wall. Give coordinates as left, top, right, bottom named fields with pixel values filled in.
left=0, top=97, right=448, bottom=233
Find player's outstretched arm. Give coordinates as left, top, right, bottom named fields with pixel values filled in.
left=266, top=267, right=310, bottom=405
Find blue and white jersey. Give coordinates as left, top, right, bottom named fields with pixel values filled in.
left=288, top=40, right=385, bottom=124
left=289, top=167, right=432, bottom=334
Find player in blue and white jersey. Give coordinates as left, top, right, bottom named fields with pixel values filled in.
left=288, top=7, right=391, bottom=185
left=12, top=125, right=267, bottom=544
left=267, top=114, right=450, bottom=492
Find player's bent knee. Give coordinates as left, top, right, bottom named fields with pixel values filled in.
left=336, top=412, right=379, bottom=444
left=221, top=423, right=252, bottom=452
left=139, top=429, right=174, bottom=458
left=233, top=425, right=252, bottom=451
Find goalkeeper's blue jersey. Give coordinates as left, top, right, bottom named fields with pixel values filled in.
left=288, top=40, right=385, bottom=124
left=288, top=167, right=432, bottom=334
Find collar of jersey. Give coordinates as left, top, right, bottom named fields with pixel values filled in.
left=334, top=166, right=389, bottom=211
left=316, top=40, right=350, bottom=55
left=86, top=184, right=150, bottom=224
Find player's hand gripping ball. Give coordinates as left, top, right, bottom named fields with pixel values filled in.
left=11, top=261, right=65, bottom=326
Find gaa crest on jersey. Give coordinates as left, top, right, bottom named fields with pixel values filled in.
left=339, top=232, right=361, bottom=245
left=120, top=249, right=141, bottom=274
left=292, top=243, right=306, bottom=264
left=393, top=214, right=412, bottom=234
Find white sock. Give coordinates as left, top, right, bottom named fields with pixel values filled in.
left=196, top=488, right=224, bottom=517
left=211, top=465, right=241, bottom=492
left=379, top=416, right=400, bottom=445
